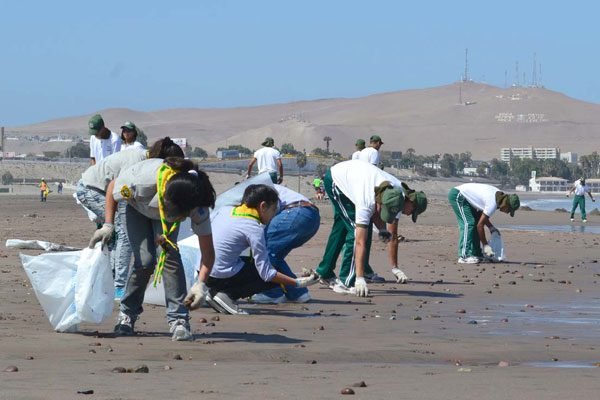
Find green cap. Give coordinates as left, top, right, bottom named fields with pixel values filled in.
left=370, top=134, right=383, bottom=144
left=120, top=121, right=137, bottom=131
left=507, top=194, right=520, bottom=217
left=355, top=139, right=366, bottom=149
left=380, top=187, right=405, bottom=224
left=407, top=190, right=428, bottom=222
left=88, top=114, right=105, bottom=135
left=262, top=137, right=275, bottom=147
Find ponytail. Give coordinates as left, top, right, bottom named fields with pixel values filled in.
left=163, top=158, right=216, bottom=214
left=148, top=137, right=185, bottom=159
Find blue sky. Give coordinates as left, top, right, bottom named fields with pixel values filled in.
left=1, top=0, right=598, bottom=126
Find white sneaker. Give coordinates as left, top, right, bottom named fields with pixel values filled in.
left=287, top=292, right=311, bottom=303
left=364, top=272, right=386, bottom=283
left=458, top=256, right=480, bottom=264
left=250, top=293, right=286, bottom=304
left=169, top=319, right=192, bottom=341
left=391, top=267, right=408, bottom=283
left=583, top=219, right=587, bottom=223
left=211, top=292, right=249, bottom=315
left=570, top=218, right=575, bottom=222
left=332, top=280, right=355, bottom=294
left=318, top=275, right=338, bottom=287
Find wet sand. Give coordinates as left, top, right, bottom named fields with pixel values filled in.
left=1, top=192, right=600, bottom=399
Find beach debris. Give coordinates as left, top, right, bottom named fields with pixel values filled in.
left=352, top=381, right=367, bottom=388
left=340, top=388, right=355, bottom=395
left=134, top=364, right=149, bottom=373
left=199, top=318, right=207, bottom=323
left=457, top=367, right=472, bottom=372
left=26, top=356, right=34, bottom=360
left=456, top=309, right=466, bottom=314
left=111, top=367, right=126, bottom=373
left=77, top=390, right=94, bottom=395
left=498, top=361, right=510, bottom=367
left=173, top=354, right=183, bottom=360
left=164, top=365, right=172, bottom=370
left=467, top=320, right=477, bottom=325
left=211, top=316, right=220, bottom=321
left=3, top=365, right=18, bottom=372
left=413, top=316, right=422, bottom=321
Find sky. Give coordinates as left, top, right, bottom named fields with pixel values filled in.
left=1, top=0, right=599, bottom=126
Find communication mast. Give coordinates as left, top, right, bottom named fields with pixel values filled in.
left=463, top=48, right=469, bottom=82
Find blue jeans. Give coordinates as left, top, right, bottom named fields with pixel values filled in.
left=120, top=205, right=188, bottom=323
left=261, top=205, right=320, bottom=300
left=75, top=180, right=132, bottom=289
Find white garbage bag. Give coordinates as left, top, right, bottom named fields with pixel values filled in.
left=6, top=239, right=79, bottom=252
left=488, top=231, right=505, bottom=262
left=21, top=246, right=114, bottom=332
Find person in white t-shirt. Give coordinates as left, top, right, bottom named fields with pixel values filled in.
left=358, top=135, right=383, bottom=167
left=351, top=139, right=366, bottom=160
left=315, top=160, right=427, bottom=297
left=448, top=183, right=520, bottom=264
left=120, top=121, right=145, bottom=151
left=247, top=137, right=283, bottom=183
left=88, top=114, right=122, bottom=165
left=567, top=177, right=595, bottom=222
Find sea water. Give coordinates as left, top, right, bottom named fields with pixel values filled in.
left=521, top=197, right=599, bottom=213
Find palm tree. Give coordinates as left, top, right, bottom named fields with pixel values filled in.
left=323, top=136, right=332, bottom=153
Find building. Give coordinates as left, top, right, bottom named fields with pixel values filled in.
left=559, top=152, right=578, bottom=164
left=500, top=147, right=559, bottom=163
left=217, top=149, right=241, bottom=160
left=529, top=176, right=569, bottom=192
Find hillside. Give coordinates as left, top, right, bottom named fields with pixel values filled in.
left=6, top=82, right=600, bottom=160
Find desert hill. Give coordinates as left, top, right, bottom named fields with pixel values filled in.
left=7, top=82, right=600, bottom=160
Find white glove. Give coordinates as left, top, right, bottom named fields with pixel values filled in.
left=88, top=223, right=114, bottom=249
left=378, top=230, right=392, bottom=243
left=296, top=273, right=318, bottom=288
left=355, top=277, right=369, bottom=297
left=183, top=281, right=208, bottom=310
left=483, top=244, right=495, bottom=258
left=391, top=267, right=408, bottom=284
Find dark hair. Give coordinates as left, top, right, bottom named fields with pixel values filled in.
left=241, top=184, right=279, bottom=208
left=120, top=128, right=138, bottom=143
left=148, top=137, right=184, bottom=159
left=163, top=157, right=216, bottom=216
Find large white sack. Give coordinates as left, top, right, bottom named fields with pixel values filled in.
left=488, top=231, right=505, bottom=262
left=21, top=246, right=114, bottom=332
left=6, top=239, right=79, bottom=252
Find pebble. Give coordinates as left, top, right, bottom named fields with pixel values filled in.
left=467, top=320, right=477, bottom=325
left=413, top=316, right=422, bottom=321
left=88, top=349, right=96, bottom=354
left=456, top=309, right=466, bottom=314
left=352, top=381, right=367, bottom=387
left=317, top=325, right=325, bottom=331
left=498, top=361, right=510, bottom=367
left=111, top=367, right=126, bottom=373
left=205, top=322, right=216, bottom=327
left=173, top=354, right=183, bottom=360
left=341, top=388, right=355, bottom=395
left=278, top=328, right=287, bottom=332
left=199, top=318, right=207, bottom=323
left=76, top=390, right=94, bottom=395
left=164, top=365, right=172, bottom=370
left=4, top=365, right=18, bottom=372
left=26, top=356, right=34, bottom=360
left=134, top=364, right=149, bottom=373
left=211, top=316, right=220, bottom=321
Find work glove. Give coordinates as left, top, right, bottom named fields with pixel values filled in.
left=296, top=272, right=318, bottom=288
left=378, top=230, right=392, bottom=243
left=483, top=244, right=495, bottom=258
left=391, top=267, right=408, bottom=284
left=183, top=281, right=208, bottom=310
left=355, top=277, right=369, bottom=297
left=88, top=223, right=114, bottom=249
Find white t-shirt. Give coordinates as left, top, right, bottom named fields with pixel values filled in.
left=358, top=147, right=380, bottom=165
left=573, top=180, right=590, bottom=196
left=351, top=150, right=362, bottom=160
left=90, top=131, right=122, bottom=162
left=274, top=184, right=309, bottom=208
left=456, top=183, right=499, bottom=217
left=121, top=141, right=145, bottom=151
left=81, top=148, right=147, bottom=191
left=331, top=160, right=403, bottom=226
left=253, top=147, right=281, bottom=174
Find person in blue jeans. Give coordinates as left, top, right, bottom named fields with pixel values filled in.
left=251, top=184, right=320, bottom=304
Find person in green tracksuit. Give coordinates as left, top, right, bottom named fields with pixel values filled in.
left=448, top=183, right=520, bottom=264
left=567, top=177, right=595, bottom=223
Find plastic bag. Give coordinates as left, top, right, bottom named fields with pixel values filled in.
left=6, top=239, right=79, bottom=252
left=21, top=246, right=114, bottom=332
left=488, top=231, right=505, bottom=262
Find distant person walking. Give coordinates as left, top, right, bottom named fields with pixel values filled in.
left=351, top=139, right=366, bottom=160
left=358, top=135, right=384, bottom=168
left=57, top=182, right=63, bottom=194
left=448, top=183, right=520, bottom=264
left=247, top=137, right=283, bottom=183
left=39, top=178, right=48, bottom=202
left=312, top=176, right=324, bottom=200
left=567, top=177, right=595, bottom=223
left=120, top=121, right=145, bottom=151
left=88, top=114, right=122, bottom=165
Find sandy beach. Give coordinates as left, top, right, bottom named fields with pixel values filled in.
left=1, top=179, right=600, bottom=399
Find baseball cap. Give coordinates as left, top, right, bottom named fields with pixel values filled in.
left=120, top=121, right=137, bottom=131
left=380, top=187, right=404, bottom=223
left=262, top=137, right=275, bottom=147
left=407, top=190, right=428, bottom=222
left=507, top=194, right=520, bottom=217
left=355, top=139, right=366, bottom=148
left=88, top=114, right=105, bottom=135
left=370, top=135, right=383, bottom=144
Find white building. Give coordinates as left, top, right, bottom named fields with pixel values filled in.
left=500, top=147, right=560, bottom=163
left=559, top=152, right=578, bottom=164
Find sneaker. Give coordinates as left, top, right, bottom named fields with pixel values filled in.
left=287, top=292, right=311, bottom=303
left=332, top=280, right=355, bottom=294
left=250, top=293, right=286, bottom=304
left=457, top=256, right=480, bottom=264
left=169, top=319, right=193, bottom=341
left=114, top=287, right=125, bottom=301
left=318, top=274, right=338, bottom=287
left=210, top=292, right=249, bottom=315
left=570, top=218, right=575, bottom=222
left=114, top=312, right=136, bottom=336
left=583, top=219, right=587, bottom=223
left=205, top=292, right=227, bottom=314
left=364, top=272, right=386, bottom=283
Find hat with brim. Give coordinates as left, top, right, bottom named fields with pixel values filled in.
left=507, top=194, right=520, bottom=217
left=262, top=137, right=275, bottom=147
left=120, top=121, right=137, bottom=132
left=88, top=114, right=105, bottom=135
left=406, top=190, right=427, bottom=222
left=355, top=139, right=366, bottom=148
left=380, top=187, right=404, bottom=224
left=370, top=134, right=384, bottom=144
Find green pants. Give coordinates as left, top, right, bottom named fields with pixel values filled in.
left=448, top=188, right=482, bottom=259
left=570, top=195, right=586, bottom=220
left=316, top=169, right=374, bottom=287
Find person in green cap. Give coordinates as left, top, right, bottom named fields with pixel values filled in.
left=247, top=137, right=283, bottom=183
left=448, top=183, right=520, bottom=264
left=351, top=139, right=366, bottom=160
left=567, top=177, right=595, bottom=223
left=358, top=134, right=384, bottom=167
left=88, top=114, right=122, bottom=165
left=312, top=176, right=324, bottom=200
left=315, top=160, right=427, bottom=297
left=120, top=121, right=145, bottom=151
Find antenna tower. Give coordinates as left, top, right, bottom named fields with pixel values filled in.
left=532, top=52, right=537, bottom=87
left=463, top=48, right=469, bottom=82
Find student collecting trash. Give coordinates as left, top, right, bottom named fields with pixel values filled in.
left=89, top=157, right=216, bottom=341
